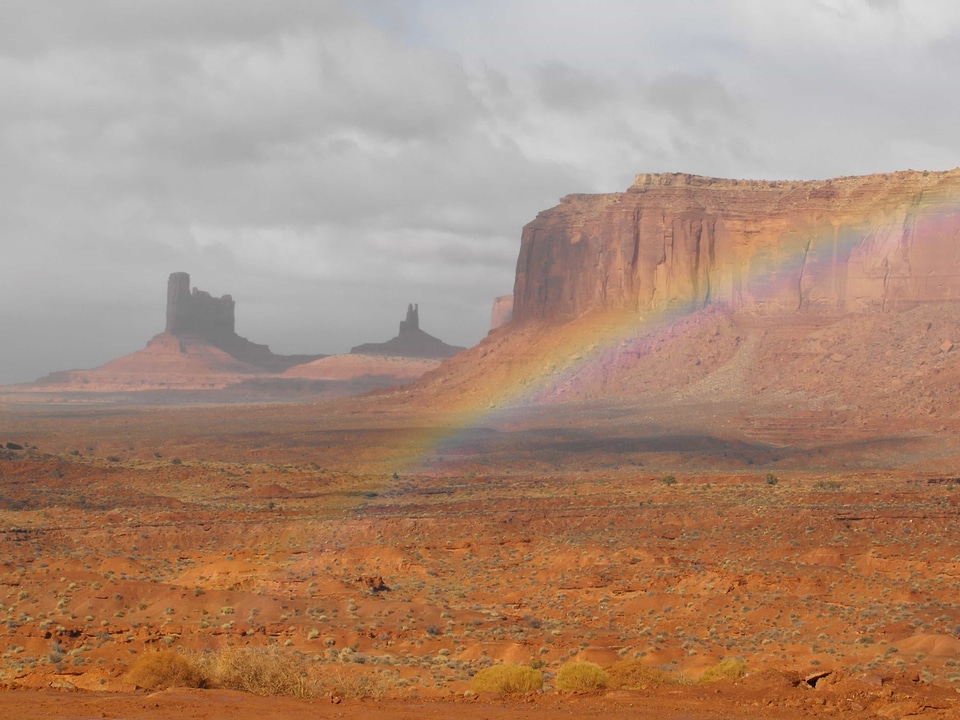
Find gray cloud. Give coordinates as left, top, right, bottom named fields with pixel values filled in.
left=535, top=62, right=619, bottom=113
left=2, top=0, right=960, bottom=383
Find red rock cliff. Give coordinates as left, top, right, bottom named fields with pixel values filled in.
left=512, top=169, right=960, bottom=323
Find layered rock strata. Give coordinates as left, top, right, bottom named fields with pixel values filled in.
left=513, top=169, right=960, bottom=323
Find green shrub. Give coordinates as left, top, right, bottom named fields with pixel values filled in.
left=555, top=661, right=609, bottom=691
left=765, top=473, right=779, bottom=485
left=698, top=658, right=746, bottom=683
left=470, top=664, right=543, bottom=695
left=660, top=475, right=677, bottom=486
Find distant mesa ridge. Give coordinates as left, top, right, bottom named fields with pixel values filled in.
left=351, top=303, right=465, bottom=359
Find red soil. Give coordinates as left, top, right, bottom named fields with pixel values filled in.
left=1, top=391, right=960, bottom=718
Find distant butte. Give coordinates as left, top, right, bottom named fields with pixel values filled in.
left=21, top=274, right=459, bottom=394
left=351, top=304, right=465, bottom=359
left=27, top=273, right=326, bottom=391
left=162, top=272, right=322, bottom=373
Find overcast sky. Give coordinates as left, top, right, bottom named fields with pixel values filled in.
left=2, top=0, right=959, bottom=384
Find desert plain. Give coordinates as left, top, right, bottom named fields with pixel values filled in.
left=3, top=375, right=960, bottom=719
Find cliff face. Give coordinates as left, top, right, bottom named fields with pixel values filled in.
left=512, top=169, right=960, bottom=323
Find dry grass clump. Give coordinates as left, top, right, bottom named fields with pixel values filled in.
left=607, top=660, right=685, bottom=690
left=126, top=646, right=397, bottom=699
left=698, top=658, right=747, bottom=683
left=555, top=661, right=609, bottom=691
left=125, top=650, right=205, bottom=690
left=470, top=664, right=543, bottom=695
left=207, top=646, right=317, bottom=697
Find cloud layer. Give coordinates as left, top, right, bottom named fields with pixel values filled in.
left=2, top=0, right=959, bottom=383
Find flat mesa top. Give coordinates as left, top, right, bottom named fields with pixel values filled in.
left=630, top=167, right=960, bottom=190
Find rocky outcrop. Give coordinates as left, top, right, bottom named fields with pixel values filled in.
left=513, top=169, right=960, bottom=323
left=165, top=272, right=235, bottom=340
left=162, top=272, right=323, bottom=373
left=490, top=295, right=514, bottom=331
left=351, top=304, right=465, bottom=359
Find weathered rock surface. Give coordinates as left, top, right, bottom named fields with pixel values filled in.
left=351, top=304, right=465, bottom=359
left=513, top=169, right=960, bottom=323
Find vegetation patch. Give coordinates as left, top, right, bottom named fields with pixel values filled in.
left=208, top=646, right=316, bottom=697
left=699, top=658, right=747, bottom=683
left=607, top=660, right=686, bottom=690
left=124, top=647, right=396, bottom=699
left=555, top=661, right=609, bottom=691
left=470, top=664, right=543, bottom=695
left=125, top=650, right=204, bottom=690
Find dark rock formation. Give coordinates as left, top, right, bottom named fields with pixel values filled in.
left=357, top=575, right=389, bottom=592
left=165, top=272, right=235, bottom=340
left=351, top=304, right=465, bottom=359
left=399, top=303, right=419, bottom=335
left=513, top=169, right=960, bottom=324
left=161, top=272, right=324, bottom=373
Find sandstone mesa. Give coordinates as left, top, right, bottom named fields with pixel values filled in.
left=512, top=168, right=960, bottom=323
left=411, top=168, right=960, bottom=429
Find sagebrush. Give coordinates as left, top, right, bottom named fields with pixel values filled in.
left=698, top=658, right=746, bottom=683
left=125, top=650, right=205, bottom=690
left=470, top=664, right=543, bottom=695
left=607, top=660, right=686, bottom=690
left=555, top=661, right=609, bottom=691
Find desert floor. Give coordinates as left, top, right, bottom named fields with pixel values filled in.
left=2, top=393, right=960, bottom=718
